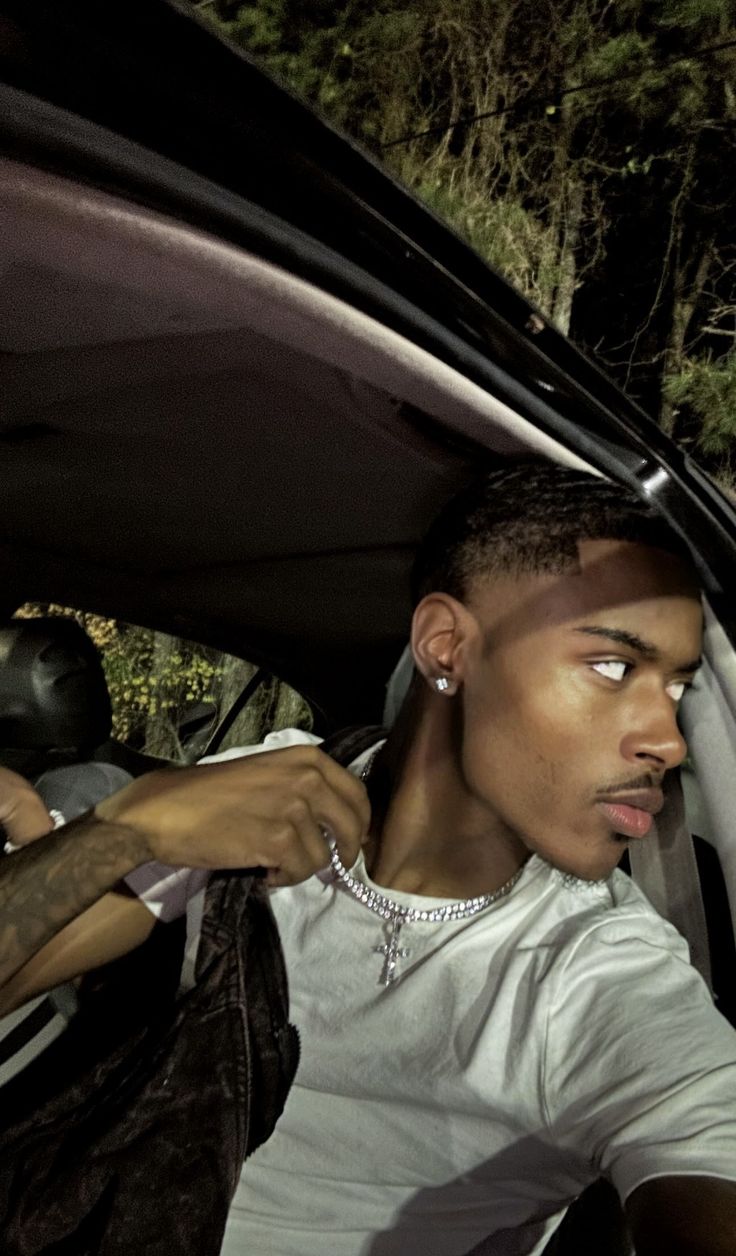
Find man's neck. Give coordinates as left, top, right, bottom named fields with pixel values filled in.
left=365, top=711, right=528, bottom=899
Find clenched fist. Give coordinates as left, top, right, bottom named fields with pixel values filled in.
left=96, top=744, right=370, bottom=886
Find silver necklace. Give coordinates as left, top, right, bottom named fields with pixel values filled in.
left=327, top=840, right=523, bottom=986
left=326, top=747, right=524, bottom=986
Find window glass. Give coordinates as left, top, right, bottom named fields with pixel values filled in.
left=13, top=604, right=312, bottom=763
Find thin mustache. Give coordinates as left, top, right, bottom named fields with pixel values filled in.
left=595, top=773, right=663, bottom=796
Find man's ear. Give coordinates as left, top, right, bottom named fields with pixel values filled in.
left=410, top=593, right=477, bottom=693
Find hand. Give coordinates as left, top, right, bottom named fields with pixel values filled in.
left=96, top=745, right=371, bottom=886
left=0, top=767, right=54, bottom=847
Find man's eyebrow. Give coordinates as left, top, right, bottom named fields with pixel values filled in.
left=573, top=626, right=701, bottom=672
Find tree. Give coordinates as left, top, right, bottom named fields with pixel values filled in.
left=571, top=1, right=736, bottom=475
left=199, top=0, right=611, bottom=323
left=193, top=0, right=736, bottom=479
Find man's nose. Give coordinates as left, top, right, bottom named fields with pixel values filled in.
left=620, top=691, right=688, bottom=772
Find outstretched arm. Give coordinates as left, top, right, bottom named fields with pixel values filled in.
left=0, top=764, right=158, bottom=1015
left=0, top=746, right=369, bottom=1001
left=0, top=809, right=150, bottom=994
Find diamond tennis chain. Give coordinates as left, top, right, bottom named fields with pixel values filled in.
left=326, top=749, right=524, bottom=987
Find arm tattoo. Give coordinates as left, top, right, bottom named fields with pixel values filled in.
left=0, top=810, right=151, bottom=987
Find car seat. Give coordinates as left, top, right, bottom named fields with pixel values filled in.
left=0, top=617, right=112, bottom=779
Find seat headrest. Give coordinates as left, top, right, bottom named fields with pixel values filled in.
left=0, top=618, right=112, bottom=772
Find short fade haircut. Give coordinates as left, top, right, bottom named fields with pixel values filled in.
left=411, top=459, right=695, bottom=605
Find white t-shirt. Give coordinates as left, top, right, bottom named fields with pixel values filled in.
left=126, top=729, right=736, bottom=1256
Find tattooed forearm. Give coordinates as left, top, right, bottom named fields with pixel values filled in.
left=0, top=810, right=151, bottom=988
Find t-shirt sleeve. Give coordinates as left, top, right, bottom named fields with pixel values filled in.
left=124, top=862, right=209, bottom=923
left=543, top=910, right=736, bottom=1203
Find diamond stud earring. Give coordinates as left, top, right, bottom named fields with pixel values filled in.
left=434, top=676, right=451, bottom=693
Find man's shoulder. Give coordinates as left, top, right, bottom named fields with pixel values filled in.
left=522, top=861, right=692, bottom=977
left=550, top=869, right=693, bottom=984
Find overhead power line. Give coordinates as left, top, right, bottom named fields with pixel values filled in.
left=380, top=37, right=736, bottom=150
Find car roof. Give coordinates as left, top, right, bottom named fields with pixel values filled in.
left=0, top=0, right=735, bottom=726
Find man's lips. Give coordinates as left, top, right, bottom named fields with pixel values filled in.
left=595, top=788, right=664, bottom=840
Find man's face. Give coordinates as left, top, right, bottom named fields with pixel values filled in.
left=457, top=539, right=703, bottom=880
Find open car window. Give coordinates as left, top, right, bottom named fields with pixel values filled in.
left=12, top=604, right=313, bottom=765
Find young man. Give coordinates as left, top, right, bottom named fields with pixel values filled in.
left=1, top=461, right=735, bottom=1255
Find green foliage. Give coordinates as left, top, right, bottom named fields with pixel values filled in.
left=413, top=174, right=562, bottom=311
left=581, top=31, right=652, bottom=82
left=99, top=628, right=223, bottom=753
left=211, top=0, right=361, bottom=114
left=664, top=353, right=736, bottom=459
left=657, top=0, right=728, bottom=29
left=194, top=0, right=736, bottom=464
left=582, top=31, right=696, bottom=123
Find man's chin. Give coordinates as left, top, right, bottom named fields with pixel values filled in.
left=541, top=845, right=620, bottom=884
left=521, top=820, right=623, bottom=882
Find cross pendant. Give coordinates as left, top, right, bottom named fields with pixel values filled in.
left=374, top=915, right=410, bottom=987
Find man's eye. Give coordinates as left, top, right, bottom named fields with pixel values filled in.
left=591, top=660, right=630, bottom=682
left=666, top=680, right=689, bottom=702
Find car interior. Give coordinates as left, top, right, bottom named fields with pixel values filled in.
left=0, top=153, right=594, bottom=725
left=2, top=151, right=736, bottom=1254
left=1, top=4, right=736, bottom=1252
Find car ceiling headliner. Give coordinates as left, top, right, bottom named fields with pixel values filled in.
left=0, top=159, right=588, bottom=724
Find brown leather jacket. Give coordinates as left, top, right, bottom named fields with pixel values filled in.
left=0, top=871, right=299, bottom=1255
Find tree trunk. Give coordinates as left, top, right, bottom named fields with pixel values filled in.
left=144, top=632, right=180, bottom=758
left=551, top=180, right=584, bottom=336
left=660, top=242, right=712, bottom=435
left=208, top=654, right=259, bottom=752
